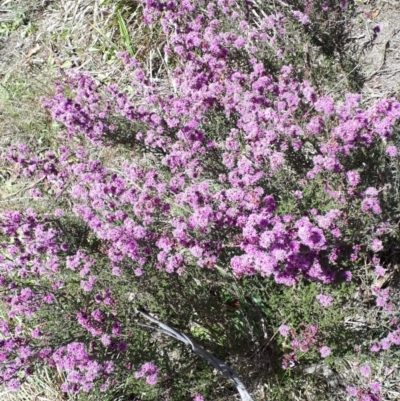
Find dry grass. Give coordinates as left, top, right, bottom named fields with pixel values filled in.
left=0, top=368, right=72, bottom=401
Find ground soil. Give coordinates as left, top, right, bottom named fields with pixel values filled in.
left=350, top=0, right=400, bottom=102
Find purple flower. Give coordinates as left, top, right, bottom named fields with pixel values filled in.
left=297, top=219, right=326, bottom=250
left=278, top=325, right=290, bottom=337
left=292, top=10, right=309, bottom=25
left=316, top=294, right=333, bottom=307
left=67, top=370, right=83, bottom=383
left=369, top=382, right=381, bottom=394
left=386, top=145, right=397, bottom=157
left=135, top=361, right=158, bottom=385
left=7, top=378, right=21, bottom=391
left=373, top=25, right=381, bottom=33
left=360, top=365, right=371, bottom=377
left=91, top=309, right=103, bottom=322
left=319, top=346, right=331, bottom=358
left=31, top=328, right=41, bottom=339
left=82, top=382, right=93, bottom=392
left=112, top=266, right=122, bottom=276
left=374, top=265, right=385, bottom=277
left=81, top=276, right=96, bottom=292
left=365, top=187, right=379, bottom=197
left=361, top=198, right=382, bottom=215
left=346, top=170, right=360, bottom=187
left=294, top=190, right=303, bottom=199
left=0, top=321, right=10, bottom=335
left=43, top=293, right=55, bottom=304
left=104, top=361, right=115, bottom=374
left=112, top=321, right=121, bottom=335
left=344, top=271, right=352, bottom=281
left=376, top=296, right=387, bottom=307
left=146, top=374, right=158, bottom=385
left=370, top=344, right=381, bottom=352
left=19, top=346, right=31, bottom=358
left=269, top=152, right=284, bottom=170
left=135, top=370, right=144, bottom=379
left=117, top=341, right=127, bottom=352
left=29, top=188, right=42, bottom=198
left=101, top=334, right=111, bottom=347
left=371, top=239, right=383, bottom=253
left=233, top=36, right=246, bottom=49
left=346, top=386, right=357, bottom=396
left=141, top=362, right=158, bottom=375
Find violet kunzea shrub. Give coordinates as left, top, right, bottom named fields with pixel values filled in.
left=1, top=0, right=400, bottom=398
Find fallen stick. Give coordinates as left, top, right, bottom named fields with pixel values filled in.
left=136, top=308, right=254, bottom=401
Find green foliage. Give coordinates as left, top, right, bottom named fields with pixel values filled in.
left=0, top=12, right=26, bottom=37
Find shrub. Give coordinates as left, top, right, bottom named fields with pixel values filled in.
left=1, top=0, right=400, bottom=400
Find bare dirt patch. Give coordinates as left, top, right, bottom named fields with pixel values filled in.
left=350, top=0, right=400, bottom=102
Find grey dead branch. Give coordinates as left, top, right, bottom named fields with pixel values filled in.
left=136, top=308, right=254, bottom=401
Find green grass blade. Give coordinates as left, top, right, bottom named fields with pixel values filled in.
left=90, top=22, right=120, bottom=53
left=116, top=9, right=134, bottom=57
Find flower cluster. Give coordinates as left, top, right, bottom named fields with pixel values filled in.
left=370, top=326, right=400, bottom=352
left=345, top=365, right=382, bottom=401
left=278, top=323, right=330, bottom=368
left=316, top=293, right=333, bottom=307
left=38, top=6, right=400, bottom=288
left=134, top=362, right=158, bottom=385
left=52, top=343, right=115, bottom=393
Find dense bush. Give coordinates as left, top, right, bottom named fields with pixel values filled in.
left=1, top=1, right=400, bottom=400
